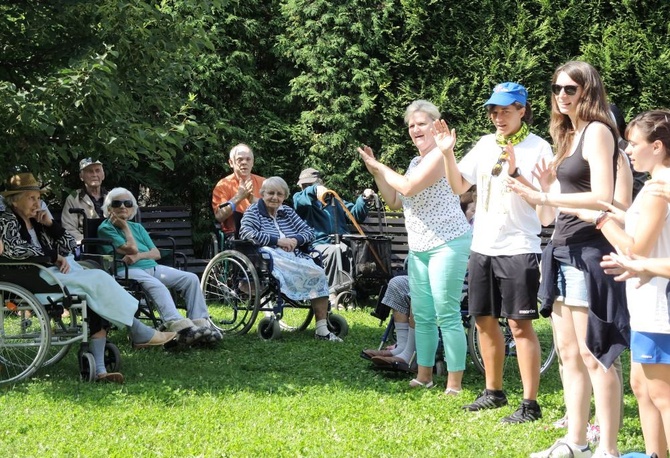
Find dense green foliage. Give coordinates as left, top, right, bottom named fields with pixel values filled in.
left=2, top=0, right=670, bottom=247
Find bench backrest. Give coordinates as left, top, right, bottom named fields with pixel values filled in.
left=356, top=211, right=408, bottom=271
left=138, top=206, right=195, bottom=258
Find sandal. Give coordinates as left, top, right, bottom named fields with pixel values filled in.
left=444, top=388, right=461, bottom=396
left=409, top=378, right=434, bottom=389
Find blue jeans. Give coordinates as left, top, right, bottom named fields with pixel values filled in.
left=408, top=232, right=471, bottom=370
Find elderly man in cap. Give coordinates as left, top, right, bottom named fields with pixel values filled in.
left=62, top=158, right=108, bottom=244
left=293, top=167, right=375, bottom=309
left=212, top=143, right=265, bottom=235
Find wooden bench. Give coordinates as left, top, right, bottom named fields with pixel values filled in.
left=137, top=206, right=209, bottom=276
left=357, top=211, right=555, bottom=271
left=357, top=211, right=408, bottom=272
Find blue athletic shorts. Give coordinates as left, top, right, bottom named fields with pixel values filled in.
left=631, top=330, right=670, bottom=364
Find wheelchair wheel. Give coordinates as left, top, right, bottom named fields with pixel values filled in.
left=257, top=316, right=282, bottom=340
left=0, top=282, right=51, bottom=386
left=104, top=342, right=122, bottom=373
left=79, top=351, right=96, bottom=382
left=272, top=300, right=314, bottom=333
left=327, top=313, right=349, bottom=338
left=200, top=250, right=261, bottom=335
left=467, top=316, right=556, bottom=377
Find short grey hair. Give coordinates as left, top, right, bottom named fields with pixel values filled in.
left=260, top=177, right=290, bottom=198
left=404, top=100, right=441, bottom=125
left=229, top=143, right=254, bottom=161
left=102, top=187, right=138, bottom=219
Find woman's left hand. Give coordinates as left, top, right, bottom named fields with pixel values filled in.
left=432, top=119, right=457, bottom=154
left=560, top=200, right=623, bottom=225
left=277, top=237, right=298, bottom=252
left=55, top=254, right=70, bottom=274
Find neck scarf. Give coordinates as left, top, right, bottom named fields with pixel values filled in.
left=495, top=122, right=530, bottom=147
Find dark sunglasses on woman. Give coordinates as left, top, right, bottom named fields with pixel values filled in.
left=110, top=200, right=134, bottom=208
left=551, top=84, right=578, bottom=96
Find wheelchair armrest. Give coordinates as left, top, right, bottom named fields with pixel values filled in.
left=0, top=255, right=52, bottom=265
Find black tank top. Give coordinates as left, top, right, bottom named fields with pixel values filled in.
left=552, top=123, right=617, bottom=246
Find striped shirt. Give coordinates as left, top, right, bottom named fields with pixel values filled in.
left=240, top=200, right=314, bottom=250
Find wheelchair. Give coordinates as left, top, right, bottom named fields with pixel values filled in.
left=0, top=258, right=121, bottom=386
left=200, top=239, right=348, bottom=341
left=369, top=274, right=557, bottom=377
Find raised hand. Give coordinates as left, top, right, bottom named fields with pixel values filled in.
left=532, top=158, right=555, bottom=191
left=357, top=145, right=379, bottom=173
left=432, top=119, right=457, bottom=155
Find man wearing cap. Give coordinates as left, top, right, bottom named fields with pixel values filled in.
left=293, top=167, right=375, bottom=309
left=212, top=143, right=265, bottom=235
left=435, top=82, right=553, bottom=423
left=62, top=158, right=108, bottom=244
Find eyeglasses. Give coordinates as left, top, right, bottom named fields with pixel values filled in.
left=491, top=149, right=510, bottom=176
left=551, top=84, right=579, bottom=96
left=110, top=200, right=134, bottom=208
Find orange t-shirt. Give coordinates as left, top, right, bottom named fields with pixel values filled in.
left=211, top=173, right=265, bottom=233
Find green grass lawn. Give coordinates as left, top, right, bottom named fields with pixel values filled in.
left=0, top=309, right=646, bottom=457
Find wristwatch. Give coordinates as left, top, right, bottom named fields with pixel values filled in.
left=510, top=167, right=521, bottom=178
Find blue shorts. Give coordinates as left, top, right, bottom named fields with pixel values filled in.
left=631, top=331, right=670, bottom=364
left=555, top=262, right=588, bottom=307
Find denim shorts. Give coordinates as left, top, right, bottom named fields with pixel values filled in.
left=631, top=330, right=670, bottom=364
left=555, top=262, right=589, bottom=307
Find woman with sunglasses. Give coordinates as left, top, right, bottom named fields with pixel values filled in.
left=434, top=82, right=553, bottom=424
left=0, top=173, right=178, bottom=383
left=98, top=187, right=222, bottom=345
left=507, top=61, right=629, bottom=458
left=358, top=100, right=472, bottom=393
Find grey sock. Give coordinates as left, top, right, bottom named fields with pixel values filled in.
left=397, top=327, right=416, bottom=363
left=89, top=337, right=107, bottom=376
left=391, top=322, right=409, bottom=356
left=130, top=318, right=155, bottom=344
left=315, top=319, right=329, bottom=336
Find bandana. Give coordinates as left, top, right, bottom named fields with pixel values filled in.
left=495, top=122, right=530, bottom=147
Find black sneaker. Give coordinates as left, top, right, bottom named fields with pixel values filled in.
left=501, top=401, right=542, bottom=424
left=462, top=390, right=508, bottom=411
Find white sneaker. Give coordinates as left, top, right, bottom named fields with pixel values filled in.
left=315, top=332, right=343, bottom=342
left=530, top=439, right=592, bottom=458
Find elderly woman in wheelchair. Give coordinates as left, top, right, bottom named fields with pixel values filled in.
left=239, top=176, right=343, bottom=342
left=0, top=173, right=177, bottom=383
left=98, top=187, right=222, bottom=345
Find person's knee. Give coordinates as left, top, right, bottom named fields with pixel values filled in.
left=508, top=319, right=537, bottom=340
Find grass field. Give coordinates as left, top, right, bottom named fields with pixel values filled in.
left=0, top=308, right=646, bottom=457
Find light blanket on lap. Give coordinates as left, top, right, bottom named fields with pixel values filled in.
left=260, top=247, right=329, bottom=301
left=38, top=255, right=137, bottom=327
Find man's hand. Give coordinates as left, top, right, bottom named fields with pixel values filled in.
left=363, top=188, right=377, bottom=201
left=236, top=178, right=254, bottom=202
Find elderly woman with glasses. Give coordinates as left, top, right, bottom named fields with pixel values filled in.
left=0, top=173, right=177, bottom=383
left=98, top=187, right=222, bottom=345
left=239, top=176, right=342, bottom=342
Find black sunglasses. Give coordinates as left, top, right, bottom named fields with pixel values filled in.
left=491, top=149, right=510, bottom=176
left=551, top=84, right=579, bottom=96
left=110, top=199, right=133, bottom=208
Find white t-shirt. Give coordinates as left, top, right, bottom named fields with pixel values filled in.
left=401, top=148, right=471, bottom=252
left=458, top=133, right=553, bottom=256
left=625, top=169, right=670, bottom=334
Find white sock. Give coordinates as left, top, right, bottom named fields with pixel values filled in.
left=391, top=322, right=409, bottom=356
left=315, top=319, right=329, bottom=336
left=396, top=327, right=416, bottom=363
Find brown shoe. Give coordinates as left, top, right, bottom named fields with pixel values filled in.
left=96, top=372, right=125, bottom=384
left=360, top=348, right=394, bottom=360
left=371, top=355, right=407, bottom=368
left=133, top=330, right=178, bottom=349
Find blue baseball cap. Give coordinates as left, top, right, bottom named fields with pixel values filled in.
left=483, top=82, right=528, bottom=107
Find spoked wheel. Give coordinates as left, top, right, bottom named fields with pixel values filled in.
left=200, top=250, right=261, bottom=335
left=43, top=305, right=83, bottom=367
left=257, top=316, right=282, bottom=340
left=0, top=282, right=51, bottom=386
left=467, top=315, right=556, bottom=376
left=327, top=313, right=349, bottom=338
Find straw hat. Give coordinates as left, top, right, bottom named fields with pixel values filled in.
left=1, top=173, right=47, bottom=197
